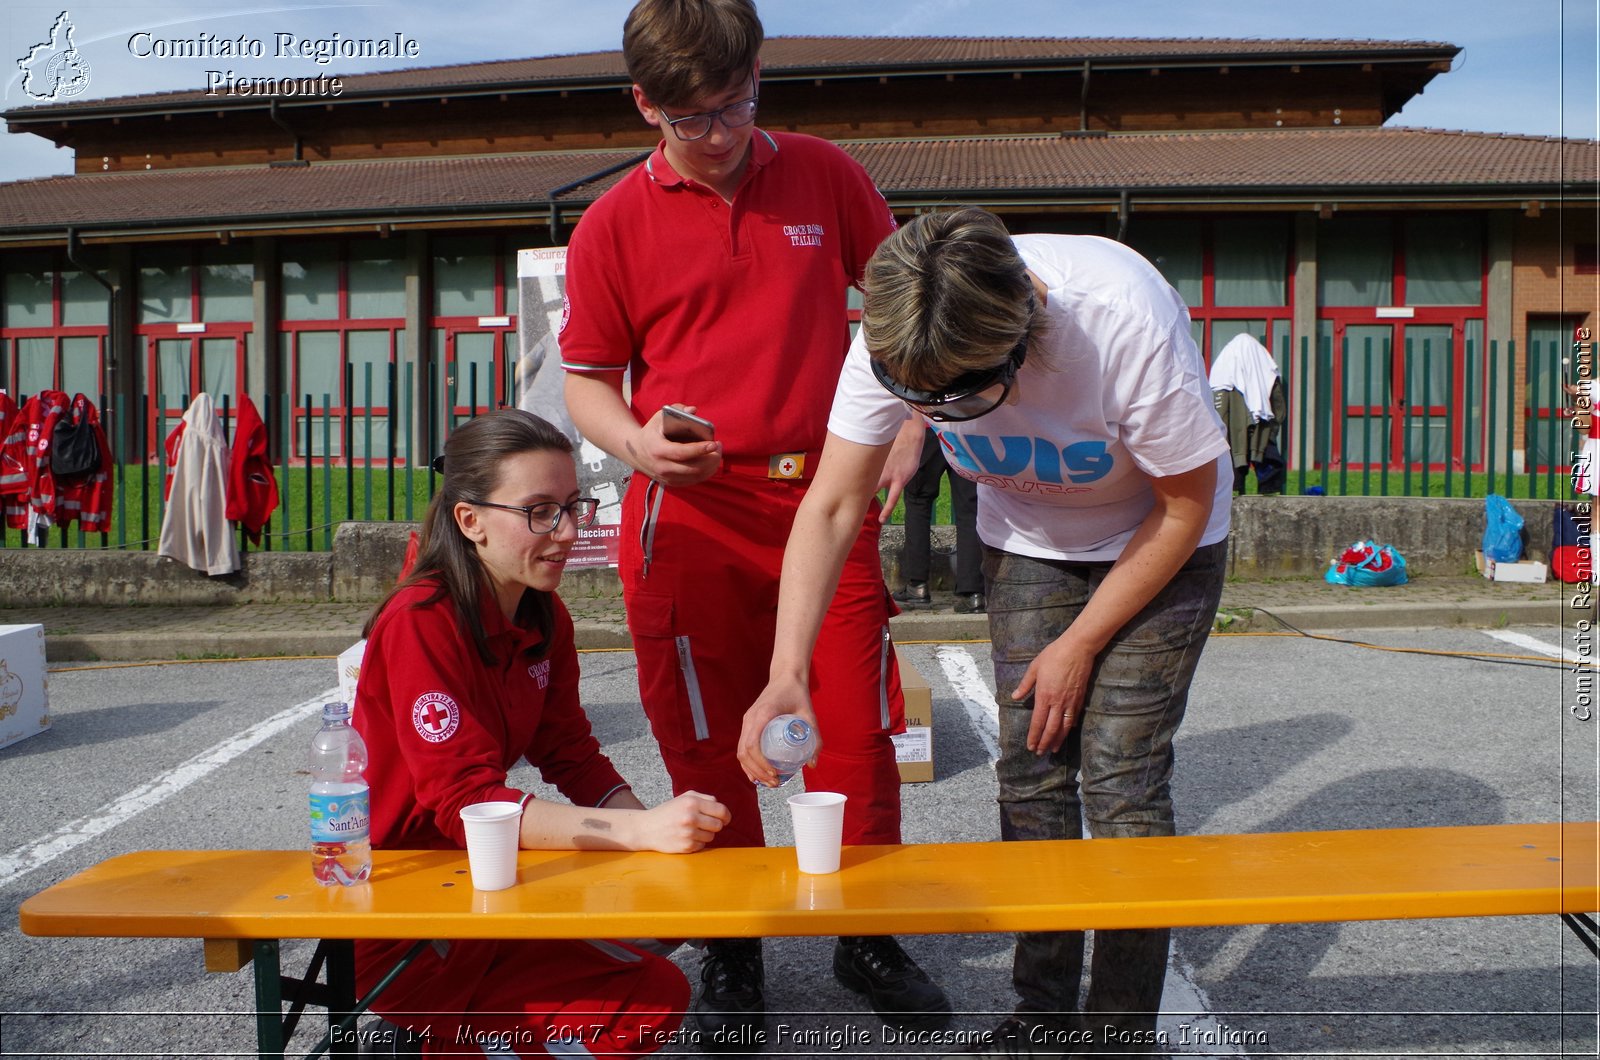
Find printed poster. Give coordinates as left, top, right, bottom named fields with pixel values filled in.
left=516, top=247, right=630, bottom=569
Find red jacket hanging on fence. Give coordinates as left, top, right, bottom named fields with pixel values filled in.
left=162, top=419, right=186, bottom=501
left=52, top=393, right=113, bottom=533
left=0, top=391, right=20, bottom=520
left=2, top=391, right=66, bottom=534
left=225, top=393, right=278, bottom=544
left=1, top=391, right=113, bottom=535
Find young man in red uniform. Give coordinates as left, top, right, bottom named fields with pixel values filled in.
left=560, top=0, right=948, bottom=1046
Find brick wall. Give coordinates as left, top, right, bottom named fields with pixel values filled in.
left=1512, top=210, right=1600, bottom=456
left=1513, top=210, right=1600, bottom=339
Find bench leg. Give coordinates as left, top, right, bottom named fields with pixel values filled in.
left=249, top=939, right=365, bottom=1058
left=301, top=939, right=430, bottom=1060
left=252, top=940, right=286, bottom=1060
left=326, top=940, right=357, bottom=1058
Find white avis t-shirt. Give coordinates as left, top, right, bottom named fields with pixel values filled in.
left=829, top=234, right=1232, bottom=562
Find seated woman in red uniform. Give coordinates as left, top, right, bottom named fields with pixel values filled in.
left=353, top=408, right=730, bottom=1057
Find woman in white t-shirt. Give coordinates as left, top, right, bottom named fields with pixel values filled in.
left=737, top=207, right=1231, bottom=1055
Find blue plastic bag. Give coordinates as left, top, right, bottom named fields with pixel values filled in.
left=1325, top=540, right=1409, bottom=587
left=1482, top=494, right=1524, bottom=563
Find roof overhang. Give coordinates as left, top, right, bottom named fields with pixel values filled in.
left=2, top=127, right=1590, bottom=246
left=3, top=36, right=1460, bottom=128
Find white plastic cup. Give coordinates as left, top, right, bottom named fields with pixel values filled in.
left=787, top=791, right=847, bottom=874
left=459, top=801, right=523, bottom=891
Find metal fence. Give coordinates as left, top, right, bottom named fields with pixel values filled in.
left=5, top=360, right=462, bottom=553
left=1287, top=335, right=1579, bottom=499
left=2, top=336, right=1586, bottom=552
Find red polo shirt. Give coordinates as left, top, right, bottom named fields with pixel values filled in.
left=559, top=130, right=895, bottom=457
left=354, top=582, right=628, bottom=850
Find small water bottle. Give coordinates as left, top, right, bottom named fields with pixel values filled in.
left=308, top=701, right=372, bottom=886
left=759, top=714, right=817, bottom=787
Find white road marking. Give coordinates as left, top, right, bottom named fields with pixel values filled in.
left=935, top=644, right=999, bottom=763
left=932, top=643, right=1236, bottom=1053
left=1483, top=628, right=1591, bottom=665
left=1160, top=952, right=1249, bottom=1054
left=0, top=688, right=336, bottom=890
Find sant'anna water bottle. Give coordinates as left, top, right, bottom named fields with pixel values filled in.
left=759, top=714, right=817, bottom=787
left=308, top=701, right=372, bottom=886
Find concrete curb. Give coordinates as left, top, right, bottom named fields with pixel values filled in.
left=45, top=631, right=369, bottom=662
left=1220, top=598, right=1576, bottom=635
left=40, top=598, right=1579, bottom=662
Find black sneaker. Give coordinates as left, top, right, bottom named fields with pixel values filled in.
left=690, top=938, right=766, bottom=1053
left=833, top=935, right=951, bottom=1029
left=953, top=592, right=986, bottom=614
left=892, top=581, right=933, bottom=609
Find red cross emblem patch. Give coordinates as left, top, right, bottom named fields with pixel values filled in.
left=412, top=692, right=459, bottom=743
left=768, top=452, right=805, bottom=480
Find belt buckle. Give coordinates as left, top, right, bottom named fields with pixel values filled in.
left=768, top=453, right=806, bottom=480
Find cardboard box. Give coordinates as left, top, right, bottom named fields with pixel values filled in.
left=1475, top=551, right=1550, bottom=584
left=0, top=624, right=50, bottom=751
left=892, top=647, right=933, bottom=784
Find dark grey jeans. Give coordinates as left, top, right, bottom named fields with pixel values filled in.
left=983, top=538, right=1228, bottom=1050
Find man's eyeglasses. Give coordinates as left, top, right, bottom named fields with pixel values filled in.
left=469, top=498, right=600, bottom=534
left=659, top=92, right=759, bottom=142
left=871, top=333, right=1029, bottom=423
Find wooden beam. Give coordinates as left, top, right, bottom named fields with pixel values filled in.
left=203, top=938, right=252, bottom=974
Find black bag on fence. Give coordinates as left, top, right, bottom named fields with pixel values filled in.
left=50, top=397, right=101, bottom=479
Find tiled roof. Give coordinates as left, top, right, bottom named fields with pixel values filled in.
left=854, top=127, right=1599, bottom=193
left=1, top=127, right=1583, bottom=237
left=759, top=36, right=1457, bottom=67
left=0, top=152, right=645, bottom=232
left=6, top=36, right=1456, bottom=117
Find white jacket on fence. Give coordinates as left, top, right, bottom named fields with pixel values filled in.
left=1208, top=333, right=1280, bottom=424
left=158, top=393, right=240, bottom=576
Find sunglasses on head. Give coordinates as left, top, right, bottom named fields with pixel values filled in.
left=871, top=331, right=1029, bottom=423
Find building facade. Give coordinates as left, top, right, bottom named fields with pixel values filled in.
left=2, top=36, right=1595, bottom=478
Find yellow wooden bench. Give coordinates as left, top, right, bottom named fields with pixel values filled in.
left=20, top=821, right=1599, bottom=1059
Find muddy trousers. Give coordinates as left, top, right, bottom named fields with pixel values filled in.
left=984, top=540, right=1228, bottom=1051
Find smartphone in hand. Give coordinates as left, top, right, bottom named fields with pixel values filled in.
left=662, top=406, right=715, bottom=443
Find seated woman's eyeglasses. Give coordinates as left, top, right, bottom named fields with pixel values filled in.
left=871, top=333, right=1029, bottom=423
left=660, top=93, right=759, bottom=142
left=470, top=498, right=601, bottom=534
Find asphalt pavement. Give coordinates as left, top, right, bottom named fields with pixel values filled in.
left=3, top=567, right=1595, bottom=1059
left=3, top=628, right=1595, bottom=1058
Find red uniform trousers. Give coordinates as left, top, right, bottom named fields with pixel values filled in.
left=357, top=936, right=687, bottom=1057
left=620, top=462, right=905, bottom=849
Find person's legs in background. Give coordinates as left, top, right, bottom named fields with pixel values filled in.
left=1253, top=436, right=1286, bottom=495
left=947, top=462, right=984, bottom=613
left=893, top=429, right=942, bottom=609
